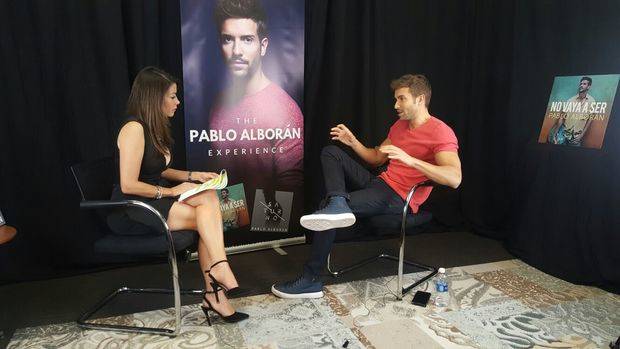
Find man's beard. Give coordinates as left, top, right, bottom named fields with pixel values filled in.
left=228, top=57, right=259, bottom=81
left=399, top=111, right=414, bottom=120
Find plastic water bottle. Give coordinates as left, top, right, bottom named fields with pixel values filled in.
left=434, top=267, right=449, bottom=307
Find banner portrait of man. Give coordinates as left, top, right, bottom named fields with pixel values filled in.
left=181, top=0, right=305, bottom=245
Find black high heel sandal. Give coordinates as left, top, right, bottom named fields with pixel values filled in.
left=207, top=260, right=252, bottom=298
left=200, top=289, right=249, bottom=326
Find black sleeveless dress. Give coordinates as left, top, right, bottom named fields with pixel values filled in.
left=108, top=117, right=177, bottom=234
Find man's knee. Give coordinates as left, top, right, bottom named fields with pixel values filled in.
left=321, top=144, right=345, bottom=158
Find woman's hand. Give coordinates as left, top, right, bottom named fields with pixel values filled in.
left=171, top=182, right=199, bottom=196
left=192, top=171, right=219, bottom=183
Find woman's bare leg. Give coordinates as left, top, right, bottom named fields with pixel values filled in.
left=167, top=199, right=236, bottom=316
left=186, top=190, right=239, bottom=290
left=197, top=239, right=210, bottom=274
left=197, top=239, right=212, bottom=288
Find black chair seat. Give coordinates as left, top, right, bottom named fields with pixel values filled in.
left=70, top=157, right=203, bottom=337
left=327, top=181, right=440, bottom=299
left=94, top=230, right=196, bottom=256
left=366, top=210, right=433, bottom=232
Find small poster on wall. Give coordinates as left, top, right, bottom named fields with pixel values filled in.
left=217, top=184, right=250, bottom=232
left=538, top=74, right=620, bottom=149
left=250, top=189, right=293, bottom=233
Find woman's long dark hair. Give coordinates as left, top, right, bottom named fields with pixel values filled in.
left=126, top=66, right=177, bottom=155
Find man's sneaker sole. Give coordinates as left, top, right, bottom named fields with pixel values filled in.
left=271, top=285, right=324, bottom=299
left=299, top=213, right=356, bottom=231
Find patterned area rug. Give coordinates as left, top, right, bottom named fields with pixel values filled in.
left=8, top=259, right=620, bottom=348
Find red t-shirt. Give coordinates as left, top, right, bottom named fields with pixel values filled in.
left=378, top=117, right=458, bottom=213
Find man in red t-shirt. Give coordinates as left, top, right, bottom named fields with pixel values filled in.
left=272, top=74, right=462, bottom=299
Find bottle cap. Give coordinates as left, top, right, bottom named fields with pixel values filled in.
left=438, top=267, right=446, bottom=273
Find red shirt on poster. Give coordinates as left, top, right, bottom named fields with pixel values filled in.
left=379, top=117, right=458, bottom=213
left=208, top=83, right=304, bottom=190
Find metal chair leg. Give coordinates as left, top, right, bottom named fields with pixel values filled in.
left=397, top=183, right=437, bottom=299
left=327, top=181, right=438, bottom=300
left=327, top=182, right=437, bottom=300
left=327, top=252, right=436, bottom=300
left=77, top=287, right=204, bottom=336
left=77, top=210, right=203, bottom=337
left=327, top=253, right=387, bottom=277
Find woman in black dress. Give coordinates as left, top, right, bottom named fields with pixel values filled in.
left=114, top=66, right=248, bottom=324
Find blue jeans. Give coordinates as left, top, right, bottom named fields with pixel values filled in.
left=303, top=145, right=406, bottom=278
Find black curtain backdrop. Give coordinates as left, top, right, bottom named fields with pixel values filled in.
left=506, top=1, right=620, bottom=290
left=1, top=0, right=618, bottom=291
left=0, top=0, right=187, bottom=281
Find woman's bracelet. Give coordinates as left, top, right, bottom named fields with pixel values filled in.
left=188, top=171, right=193, bottom=182
left=155, top=185, right=162, bottom=200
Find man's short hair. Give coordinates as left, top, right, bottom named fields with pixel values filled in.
left=581, top=76, right=592, bottom=86
left=221, top=188, right=229, bottom=193
left=214, top=0, right=268, bottom=39
left=390, top=74, right=432, bottom=107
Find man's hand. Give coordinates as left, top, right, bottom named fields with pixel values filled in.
left=379, top=144, right=417, bottom=167
left=331, top=125, right=388, bottom=167
left=379, top=146, right=462, bottom=188
left=330, top=124, right=358, bottom=147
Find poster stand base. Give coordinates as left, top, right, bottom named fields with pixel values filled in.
left=189, top=236, right=306, bottom=260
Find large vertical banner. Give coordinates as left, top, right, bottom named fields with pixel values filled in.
left=180, top=0, right=305, bottom=248
left=538, top=75, right=619, bottom=149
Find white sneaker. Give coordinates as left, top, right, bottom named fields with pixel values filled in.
left=299, top=212, right=356, bottom=231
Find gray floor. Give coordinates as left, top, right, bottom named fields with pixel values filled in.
left=0, top=231, right=513, bottom=348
